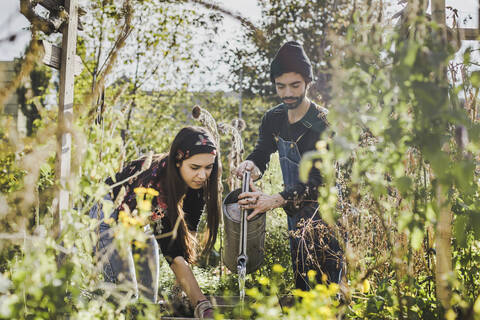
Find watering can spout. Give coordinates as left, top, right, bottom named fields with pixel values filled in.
left=237, top=254, right=248, bottom=273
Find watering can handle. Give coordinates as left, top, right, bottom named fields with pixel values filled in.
left=242, top=170, right=250, bottom=194
left=238, top=171, right=250, bottom=260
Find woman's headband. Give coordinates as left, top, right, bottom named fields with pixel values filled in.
left=175, top=132, right=217, bottom=162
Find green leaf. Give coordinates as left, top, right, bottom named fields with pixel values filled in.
left=426, top=203, right=437, bottom=223
left=395, top=176, right=412, bottom=196
left=454, top=215, right=468, bottom=247
left=299, top=151, right=319, bottom=183
left=399, top=210, right=413, bottom=231
left=404, top=43, right=419, bottom=67
left=0, top=273, right=11, bottom=294
left=471, top=71, right=480, bottom=88
left=411, top=227, right=424, bottom=250
left=472, top=211, right=480, bottom=240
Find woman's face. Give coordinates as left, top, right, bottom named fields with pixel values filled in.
left=179, top=153, right=216, bottom=189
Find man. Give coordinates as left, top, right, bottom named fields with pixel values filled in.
left=235, top=41, right=344, bottom=291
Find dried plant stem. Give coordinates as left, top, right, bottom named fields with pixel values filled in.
left=218, top=122, right=244, bottom=191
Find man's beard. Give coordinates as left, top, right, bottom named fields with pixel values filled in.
left=282, top=89, right=306, bottom=110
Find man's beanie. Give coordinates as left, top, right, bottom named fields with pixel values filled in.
left=270, top=41, right=313, bottom=84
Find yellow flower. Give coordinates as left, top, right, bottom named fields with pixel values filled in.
left=134, top=240, right=146, bottom=249
left=128, top=217, right=138, bottom=226
left=361, top=279, right=370, bottom=293
left=292, top=289, right=313, bottom=299
left=137, top=200, right=152, bottom=212
left=272, top=264, right=285, bottom=273
left=316, top=306, right=332, bottom=317
left=445, top=309, right=456, bottom=320
left=258, top=276, right=270, bottom=286
left=119, top=210, right=138, bottom=227
left=321, top=272, right=328, bottom=283
left=134, top=187, right=147, bottom=195
left=103, top=217, right=115, bottom=225
left=146, top=188, right=159, bottom=196
left=474, top=294, right=480, bottom=314
left=118, top=210, right=128, bottom=223
left=328, top=283, right=339, bottom=295
left=314, top=284, right=329, bottom=295
left=246, top=287, right=260, bottom=298
left=307, top=269, right=317, bottom=281
left=316, top=140, right=327, bottom=151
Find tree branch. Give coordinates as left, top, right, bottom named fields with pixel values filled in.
left=185, top=0, right=263, bottom=40
left=86, top=0, right=133, bottom=119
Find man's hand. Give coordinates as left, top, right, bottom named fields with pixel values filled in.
left=233, top=160, right=261, bottom=181
left=238, top=182, right=286, bottom=220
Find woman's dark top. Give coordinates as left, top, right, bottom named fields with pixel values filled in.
left=105, top=156, right=204, bottom=263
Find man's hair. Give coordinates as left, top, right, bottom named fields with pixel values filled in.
left=270, top=41, right=313, bottom=84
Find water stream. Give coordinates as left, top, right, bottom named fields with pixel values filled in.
left=237, top=264, right=246, bottom=308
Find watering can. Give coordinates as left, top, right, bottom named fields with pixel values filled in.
left=222, top=171, right=266, bottom=274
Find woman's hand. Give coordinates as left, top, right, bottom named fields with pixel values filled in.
left=170, top=258, right=214, bottom=318
left=238, top=182, right=286, bottom=220
left=194, top=299, right=214, bottom=319
left=170, top=256, right=206, bottom=307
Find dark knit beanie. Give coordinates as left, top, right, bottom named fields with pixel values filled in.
left=270, top=41, right=313, bottom=84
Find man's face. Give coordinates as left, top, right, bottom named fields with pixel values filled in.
left=274, top=72, right=308, bottom=110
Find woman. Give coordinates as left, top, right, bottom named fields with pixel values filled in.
left=90, top=126, right=220, bottom=318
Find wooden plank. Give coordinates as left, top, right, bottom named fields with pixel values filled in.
left=457, top=28, right=479, bottom=41
left=42, top=40, right=83, bottom=75
left=55, top=0, right=78, bottom=234
left=38, top=0, right=86, bottom=16
left=37, top=0, right=63, bottom=12
left=42, top=40, right=61, bottom=69
left=38, top=0, right=85, bottom=31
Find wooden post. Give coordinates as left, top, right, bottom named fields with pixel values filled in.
left=457, top=28, right=479, bottom=40
left=431, top=0, right=447, bottom=40
left=431, top=0, right=453, bottom=310
left=55, top=0, right=78, bottom=235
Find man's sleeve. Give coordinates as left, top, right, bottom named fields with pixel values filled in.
left=246, top=113, right=277, bottom=174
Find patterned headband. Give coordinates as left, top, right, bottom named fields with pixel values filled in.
left=175, top=133, right=217, bottom=162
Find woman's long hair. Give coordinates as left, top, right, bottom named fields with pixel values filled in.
left=165, top=126, right=221, bottom=263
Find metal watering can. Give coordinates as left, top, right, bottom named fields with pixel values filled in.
left=222, top=171, right=266, bottom=274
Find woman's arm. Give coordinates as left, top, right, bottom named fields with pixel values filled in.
left=169, top=256, right=206, bottom=306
